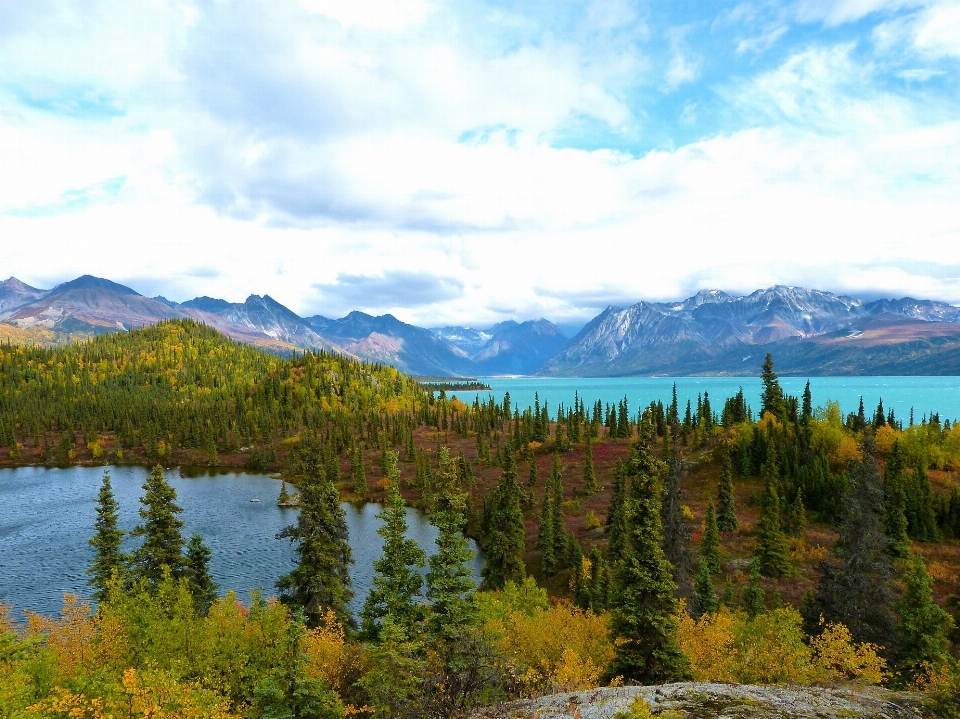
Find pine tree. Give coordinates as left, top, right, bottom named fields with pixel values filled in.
left=360, top=470, right=427, bottom=641
left=278, top=452, right=354, bottom=628
left=527, top=452, right=538, bottom=487
left=753, top=451, right=791, bottom=578
left=480, top=452, right=526, bottom=590
left=607, top=460, right=630, bottom=561
left=742, top=557, right=765, bottom=618
left=131, top=464, right=187, bottom=587
left=550, top=453, right=566, bottom=563
left=278, top=480, right=290, bottom=505
left=895, top=553, right=953, bottom=680
left=786, top=487, right=807, bottom=537
left=760, top=353, right=784, bottom=419
left=606, top=440, right=687, bottom=684
left=351, top=439, right=368, bottom=497
left=662, top=434, right=693, bottom=597
left=426, top=483, right=478, bottom=644
left=582, top=433, right=598, bottom=494
left=716, top=452, right=739, bottom=531
left=804, top=451, right=900, bottom=658
left=801, top=381, right=812, bottom=424
left=538, top=487, right=556, bottom=575
left=185, top=533, right=219, bottom=614
left=700, top=499, right=722, bottom=574
left=884, top=440, right=910, bottom=557
left=87, top=468, right=126, bottom=603
left=693, top=559, right=718, bottom=617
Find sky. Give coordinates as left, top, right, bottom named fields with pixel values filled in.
left=1, top=0, right=959, bottom=334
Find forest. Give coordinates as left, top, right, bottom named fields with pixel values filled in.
left=3, top=320, right=960, bottom=717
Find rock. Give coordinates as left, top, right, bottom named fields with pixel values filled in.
left=474, top=682, right=934, bottom=719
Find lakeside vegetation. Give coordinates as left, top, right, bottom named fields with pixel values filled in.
left=3, top=321, right=960, bottom=716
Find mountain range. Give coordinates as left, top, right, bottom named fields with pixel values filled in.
left=2, top=276, right=959, bottom=376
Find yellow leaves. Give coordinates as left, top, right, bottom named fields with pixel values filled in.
left=874, top=425, right=899, bottom=456
left=676, top=607, right=738, bottom=683
left=810, top=619, right=887, bottom=685
left=27, top=687, right=109, bottom=719
left=24, top=594, right=96, bottom=676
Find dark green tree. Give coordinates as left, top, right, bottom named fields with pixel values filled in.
left=87, top=469, right=127, bottom=603
left=699, top=499, right=722, bottom=575
left=606, top=460, right=630, bottom=561
left=895, top=553, right=953, bottom=681
left=277, top=455, right=354, bottom=628
left=537, top=487, right=556, bottom=575
left=480, top=452, right=526, bottom=590
left=582, top=434, right=598, bottom=495
left=662, top=434, right=693, bottom=597
left=351, top=438, right=368, bottom=497
left=527, top=452, right=538, bottom=487
left=754, top=451, right=792, bottom=578
left=606, top=441, right=688, bottom=684
left=360, top=459, right=427, bottom=641
left=716, top=452, right=739, bottom=531
left=759, top=353, right=783, bottom=419
left=742, top=557, right=765, bottom=618
left=884, top=440, right=911, bottom=558
left=131, top=464, right=187, bottom=587
left=692, top=559, right=718, bottom=617
left=550, top=453, right=566, bottom=563
left=185, top=532, right=218, bottom=614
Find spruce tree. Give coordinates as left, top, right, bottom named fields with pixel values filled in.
left=550, top=453, right=566, bottom=563
left=480, top=452, right=526, bottom=590
left=582, top=433, right=598, bottom=495
left=351, top=439, right=368, bottom=497
left=607, top=460, right=630, bottom=561
left=606, top=440, right=687, bottom=684
left=804, top=452, right=900, bottom=658
left=760, top=353, right=784, bottom=419
left=699, top=499, right=722, bottom=575
left=527, top=452, right=538, bottom=487
left=895, top=553, right=953, bottom=680
left=662, top=434, right=693, bottom=597
left=786, top=487, right=807, bottom=537
left=426, top=484, right=478, bottom=644
left=742, top=557, right=765, bottom=618
left=278, top=453, right=354, bottom=628
left=883, top=440, right=910, bottom=557
left=693, top=559, right=718, bottom=617
left=360, top=471, right=427, bottom=641
left=185, top=532, right=219, bottom=614
left=716, top=452, right=739, bottom=531
left=753, top=451, right=791, bottom=578
left=131, top=465, right=187, bottom=587
left=538, top=487, right=556, bottom=575
left=87, top=469, right=126, bottom=603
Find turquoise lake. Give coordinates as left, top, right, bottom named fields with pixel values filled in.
left=466, top=376, right=960, bottom=423
left=0, top=465, right=483, bottom=619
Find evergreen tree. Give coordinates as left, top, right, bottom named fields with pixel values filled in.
left=87, top=469, right=126, bottom=603
left=426, top=484, right=478, bottom=644
left=351, top=439, right=368, bottom=497
left=693, top=559, right=718, bottom=617
left=786, top=487, right=807, bottom=538
left=185, top=533, right=218, bottom=614
left=804, top=452, right=900, bottom=659
left=699, top=499, right=722, bottom=575
left=716, top=453, right=739, bottom=531
left=550, top=453, right=566, bottom=563
left=582, top=433, right=598, bottom=494
left=278, top=480, right=290, bottom=505
left=607, top=460, right=630, bottom=561
left=537, top=487, right=556, bottom=575
left=606, top=441, right=687, bottom=684
left=742, top=557, right=765, bottom=618
left=277, top=453, right=354, bottom=628
left=884, top=440, right=910, bottom=558
left=895, top=553, right=953, bottom=680
left=527, top=452, right=538, bottom=487
left=662, top=434, right=693, bottom=597
left=801, top=381, right=812, bottom=424
left=753, top=451, right=792, bottom=578
left=131, top=465, right=187, bottom=587
left=760, top=353, right=784, bottom=419
left=360, top=472, right=427, bottom=641
left=480, top=452, right=526, bottom=589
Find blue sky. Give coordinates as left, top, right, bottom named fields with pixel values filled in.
left=1, top=0, right=959, bottom=331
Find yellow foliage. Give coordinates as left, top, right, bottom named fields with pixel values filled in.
left=301, top=607, right=368, bottom=705
left=486, top=600, right=613, bottom=697
left=614, top=695, right=653, bottom=719
left=758, top=412, right=782, bottom=433
left=810, top=620, right=887, bottom=684
left=874, top=425, right=898, bottom=457
left=24, top=594, right=97, bottom=675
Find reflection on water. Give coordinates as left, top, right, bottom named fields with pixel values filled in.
left=0, top=465, right=483, bottom=618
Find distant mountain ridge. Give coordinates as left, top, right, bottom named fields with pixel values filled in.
left=1, top=277, right=958, bottom=376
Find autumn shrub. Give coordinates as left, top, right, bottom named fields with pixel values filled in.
left=480, top=583, right=613, bottom=697
left=677, top=607, right=886, bottom=686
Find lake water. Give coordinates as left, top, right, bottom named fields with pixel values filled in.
left=0, top=465, right=483, bottom=619
left=463, top=376, right=960, bottom=424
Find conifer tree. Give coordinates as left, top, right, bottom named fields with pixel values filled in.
left=716, top=452, right=739, bottom=531
left=550, top=453, right=566, bottom=563
left=480, top=452, right=526, bottom=590
left=527, top=452, right=538, bottom=487
left=278, top=453, right=354, bottom=627
left=185, top=532, right=218, bottom=614
left=786, top=487, right=807, bottom=537
left=700, top=499, right=722, bottom=575
left=742, top=557, right=765, bottom=618
left=801, top=381, right=813, bottom=424
left=754, top=451, right=792, bottom=578
left=884, top=440, right=910, bottom=557
left=760, top=353, right=784, bottom=419
left=895, top=553, right=953, bottom=680
left=662, top=434, right=693, bottom=596
left=351, top=439, right=368, bottom=497
left=360, top=467, right=427, bottom=641
left=606, top=440, right=687, bottom=684
left=131, top=465, right=187, bottom=587
left=582, top=433, right=598, bottom=494
left=87, top=468, right=126, bottom=602
left=426, top=481, right=478, bottom=644
left=538, top=488, right=556, bottom=575
left=278, top=480, right=290, bottom=505
left=693, top=559, right=718, bottom=617
left=804, top=452, right=900, bottom=657
left=607, top=460, right=630, bottom=561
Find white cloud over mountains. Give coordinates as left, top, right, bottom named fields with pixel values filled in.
left=1, top=0, right=958, bottom=329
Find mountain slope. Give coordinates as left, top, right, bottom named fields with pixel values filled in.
left=0, top=277, right=49, bottom=314
left=471, top=319, right=568, bottom=375
left=540, top=286, right=960, bottom=376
